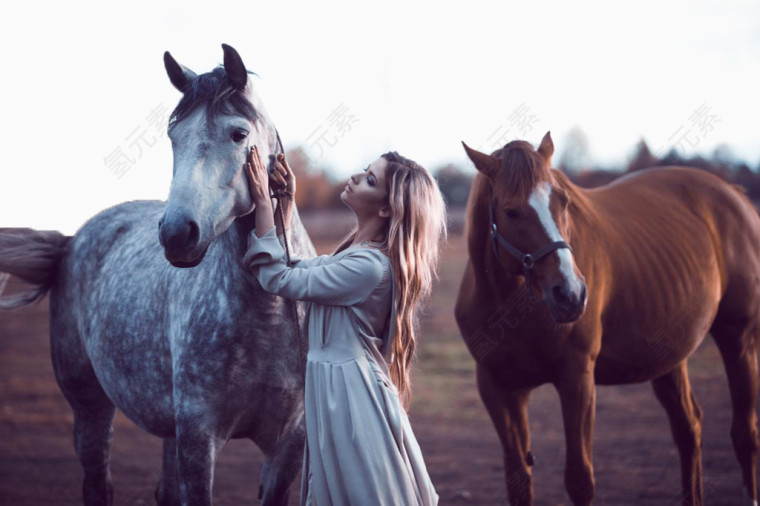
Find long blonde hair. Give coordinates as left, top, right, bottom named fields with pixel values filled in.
left=335, top=152, right=447, bottom=409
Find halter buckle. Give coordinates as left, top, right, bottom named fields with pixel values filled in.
left=522, top=254, right=535, bottom=270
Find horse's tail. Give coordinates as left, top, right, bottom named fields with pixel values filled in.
left=0, top=228, right=71, bottom=309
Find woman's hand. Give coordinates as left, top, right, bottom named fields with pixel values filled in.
left=270, top=153, right=296, bottom=198
left=245, top=147, right=296, bottom=237
left=245, top=145, right=271, bottom=205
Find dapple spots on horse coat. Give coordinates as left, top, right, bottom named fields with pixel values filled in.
left=0, top=45, right=312, bottom=505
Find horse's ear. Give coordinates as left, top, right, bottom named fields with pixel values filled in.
left=537, top=131, right=554, bottom=163
left=164, top=51, right=197, bottom=93
left=222, top=43, right=248, bottom=90
left=462, top=142, right=500, bottom=179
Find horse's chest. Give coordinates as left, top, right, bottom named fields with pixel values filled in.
left=459, top=290, right=565, bottom=386
left=465, top=323, right=562, bottom=387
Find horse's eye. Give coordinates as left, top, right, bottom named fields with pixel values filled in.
left=505, top=209, right=520, bottom=219
left=231, top=130, right=248, bottom=143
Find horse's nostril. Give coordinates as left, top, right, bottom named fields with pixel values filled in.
left=186, top=220, right=199, bottom=248
left=552, top=284, right=569, bottom=304
left=159, top=217, right=200, bottom=252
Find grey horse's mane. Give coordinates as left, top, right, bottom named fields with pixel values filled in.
left=169, top=66, right=260, bottom=130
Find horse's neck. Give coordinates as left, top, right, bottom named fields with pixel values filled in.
left=467, top=176, right=496, bottom=269
left=467, top=178, right=514, bottom=296
left=550, top=172, right=615, bottom=285
left=552, top=173, right=606, bottom=255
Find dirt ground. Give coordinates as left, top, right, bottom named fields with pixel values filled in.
left=0, top=223, right=756, bottom=505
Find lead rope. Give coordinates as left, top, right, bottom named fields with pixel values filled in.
left=255, top=134, right=307, bottom=503
left=270, top=130, right=307, bottom=384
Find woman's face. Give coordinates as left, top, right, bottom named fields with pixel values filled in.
left=341, top=157, right=390, bottom=218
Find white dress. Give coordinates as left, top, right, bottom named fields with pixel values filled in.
left=244, top=226, right=439, bottom=506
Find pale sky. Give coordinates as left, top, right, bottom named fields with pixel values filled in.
left=1, top=0, right=758, bottom=234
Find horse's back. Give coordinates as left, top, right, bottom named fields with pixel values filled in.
left=55, top=198, right=168, bottom=320
left=597, top=166, right=758, bottom=227
left=594, top=165, right=760, bottom=278
left=68, top=199, right=166, bottom=270
left=61, top=199, right=173, bottom=344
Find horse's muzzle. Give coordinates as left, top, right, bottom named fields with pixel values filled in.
left=158, top=214, right=207, bottom=268
left=548, top=281, right=587, bottom=323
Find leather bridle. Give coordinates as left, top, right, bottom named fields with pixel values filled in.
left=487, top=185, right=572, bottom=301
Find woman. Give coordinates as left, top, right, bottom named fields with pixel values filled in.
left=243, top=145, right=445, bottom=505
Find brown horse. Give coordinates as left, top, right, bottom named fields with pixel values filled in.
left=455, top=132, right=760, bottom=506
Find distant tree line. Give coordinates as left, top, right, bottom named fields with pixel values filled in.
left=573, top=141, right=760, bottom=209
left=286, top=139, right=760, bottom=211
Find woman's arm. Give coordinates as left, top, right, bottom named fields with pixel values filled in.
left=245, top=148, right=333, bottom=268
left=244, top=227, right=385, bottom=305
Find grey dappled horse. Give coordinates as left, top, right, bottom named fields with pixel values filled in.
left=0, top=44, right=315, bottom=505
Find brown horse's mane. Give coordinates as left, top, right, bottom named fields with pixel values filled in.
left=550, top=169, right=597, bottom=224
left=488, top=140, right=597, bottom=225
left=492, top=141, right=552, bottom=204
left=471, top=140, right=602, bottom=244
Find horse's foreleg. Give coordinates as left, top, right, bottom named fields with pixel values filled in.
left=651, top=361, right=703, bottom=506
left=476, top=364, right=533, bottom=506
left=155, top=438, right=181, bottom=506
left=556, top=356, right=596, bottom=506
left=259, top=412, right=306, bottom=506
left=174, top=414, right=225, bottom=506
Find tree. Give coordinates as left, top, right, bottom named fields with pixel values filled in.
left=284, top=146, right=344, bottom=211
left=710, top=144, right=738, bottom=171
left=433, top=163, right=473, bottom=208
left=557, top=126, right=592, bottom=173
left=626, top=139, right=658, bottom=172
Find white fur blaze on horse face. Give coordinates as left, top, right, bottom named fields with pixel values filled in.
left=528, top=181, right=588, bottom=322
